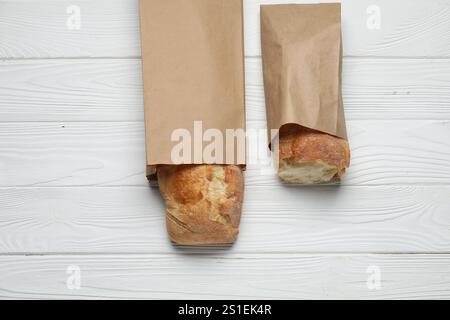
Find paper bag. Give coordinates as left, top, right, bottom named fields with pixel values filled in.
left=261, top=3, right=348, bottom=145
left=139, top=0, right=246, bottom=179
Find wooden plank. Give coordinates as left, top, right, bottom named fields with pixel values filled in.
left=0, top=254, right=449, bottom=299
left=0, top=59, right=144, bottom=122
left=245, top=0, right=450, bottom=57
left=0, top=186, right=449, bottom=254
left=0, top=120, right=449, bottom=187
left=1, top=58, right=449, bottom=122
left=245, top=57, right=450, bottom=121
left=0, top=0, right=449, bottom=58
left=0, top=122, right=147, bottom=187
left=0, top=0, right=140, bottom=59
left=246, top=119, right=450, bottom=186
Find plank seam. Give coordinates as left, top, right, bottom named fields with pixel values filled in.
left=1, top=252, right=450, bottom=257
left=1, top=119, right=449, bottom=124
left=2, top=56, right=450, bottom=62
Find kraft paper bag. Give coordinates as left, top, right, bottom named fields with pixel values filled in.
left=139, top=0, right=246, bottom=180
left=261, top=3, right=348, bottom=145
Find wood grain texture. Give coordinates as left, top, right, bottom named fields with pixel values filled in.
left=0, top=59, right=144, bottom=122
left=0, top=122, right=146, bottom=187
left=0, top=120, right=449, bottom=187
left=0, top=254, right=449, bottom=299
left=1, top=58, right=450, bottom=122
left=245, top=0, right=450, bottom=57
left=0, top=0, right=140, bottom=59
left=0, top=0, right=449, bottom=58
left=246, top=119, right=450, bottom=186
left=0, top=186, right=449, bottom=254
left=1, top=0, right=450, bottom=300
left=246, top=57, right=450, bottom=121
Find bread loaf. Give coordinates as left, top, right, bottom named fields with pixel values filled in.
left=157, top=165, right=244, bottom=245
left=277, top=125, right=350, bottom=184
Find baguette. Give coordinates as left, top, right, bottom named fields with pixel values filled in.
left=278, top=125, right=350, bottom=184
left=157, top=165, right=244, bottom=245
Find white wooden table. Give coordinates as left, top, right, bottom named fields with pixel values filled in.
left=0, top=0, right=450, bottom=300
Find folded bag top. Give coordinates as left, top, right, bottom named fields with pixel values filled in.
left=261, top=3, right=348, bottom=142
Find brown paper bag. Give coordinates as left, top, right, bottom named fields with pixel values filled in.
left=261, top=3, right=348, bottom=144
left=139, top=0, right=246, bottom=180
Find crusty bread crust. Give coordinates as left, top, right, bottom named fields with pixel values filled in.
left=157, top=165, right=244, bottom=245
left=278, top=125, right=350, bottom=184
